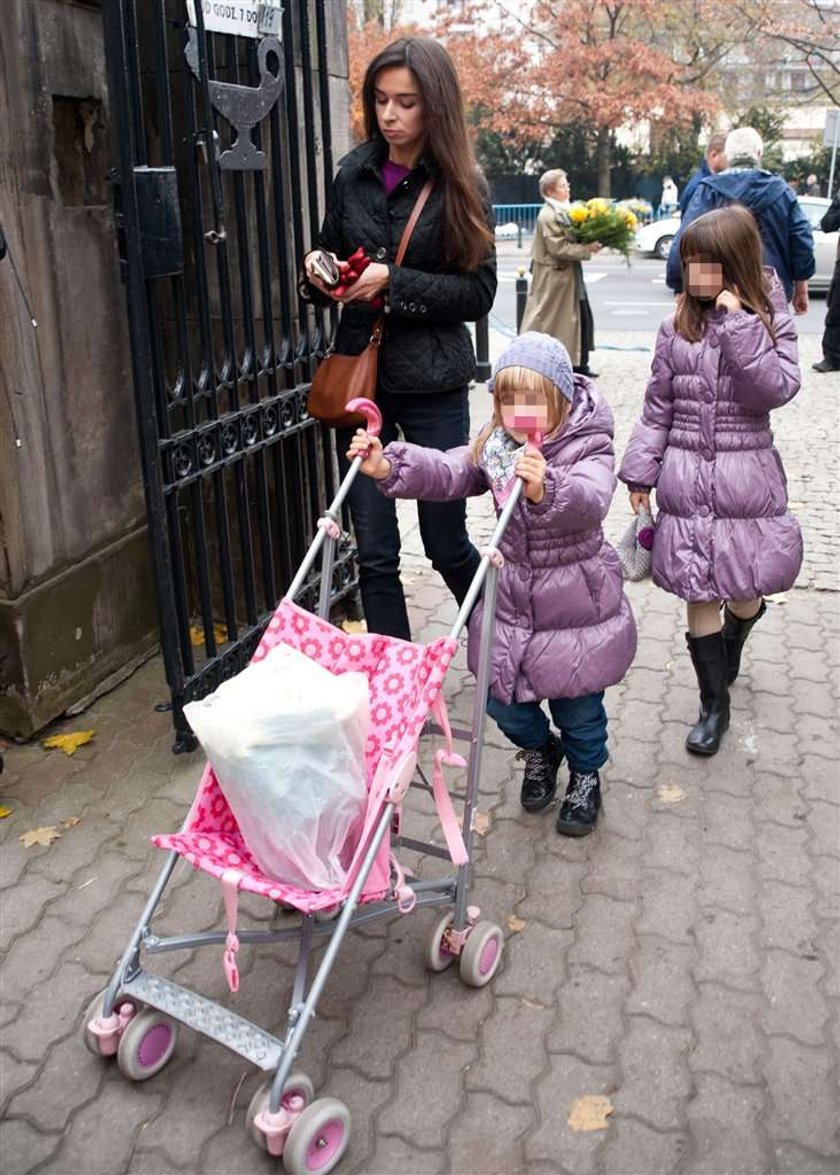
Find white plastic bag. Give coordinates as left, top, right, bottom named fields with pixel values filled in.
left=184, top=644, right=370, bottom=890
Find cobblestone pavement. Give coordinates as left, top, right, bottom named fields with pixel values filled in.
left=2, top=331, right=838, bottom=1175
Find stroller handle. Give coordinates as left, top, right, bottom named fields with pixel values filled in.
left=346, top=398, right=382, bottom=438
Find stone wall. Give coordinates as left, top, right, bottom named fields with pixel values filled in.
left=0, top=0, right=157, bottom=738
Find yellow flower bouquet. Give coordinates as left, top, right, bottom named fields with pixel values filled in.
left=568, top=198, right=638, bottom=259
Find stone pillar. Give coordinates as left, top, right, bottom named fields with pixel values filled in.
left=0, top=0, right=158, bottom=738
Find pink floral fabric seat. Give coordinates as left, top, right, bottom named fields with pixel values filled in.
left=154, top=600, right=458, bottom=913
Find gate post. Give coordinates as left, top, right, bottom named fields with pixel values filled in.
left=101, top=0, right=194, bottom=749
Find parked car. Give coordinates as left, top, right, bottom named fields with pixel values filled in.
left=797, top=196, right=837, bottom=294
left=633, top=195, right=837, bottom=291
left=633, top=214, right=680, bottom=260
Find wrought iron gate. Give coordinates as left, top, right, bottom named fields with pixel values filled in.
left=102, top=0, right=355, bottom=750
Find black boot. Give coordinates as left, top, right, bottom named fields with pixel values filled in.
left=556, top=770, right=601, bottom=837
left=685, top=632, right=730, bottom=755
left=517, top=735, right=563, bottom=812
left=722, top=600, right=766, bottom=684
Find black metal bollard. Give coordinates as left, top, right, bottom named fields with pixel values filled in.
left=474, top=315, right=491, bottom=381
left=515, top=268, right=529, bottom=334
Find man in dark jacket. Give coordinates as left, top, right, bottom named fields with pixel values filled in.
left=678, top=132, right=728, bottom=217
left=666, top=126, right=815, bottom=313
left=813, top=192, right=840, bottom=373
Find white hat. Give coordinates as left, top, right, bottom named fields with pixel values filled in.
left=725, top=127, right=763, bottom=165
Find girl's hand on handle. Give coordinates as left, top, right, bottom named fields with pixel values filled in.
left=630, top=491, right=650, bottom=515
left=716, top=286, right=742, bottom=313
left=346, top=430, right=392, bottom=480
left=516, top=444, right=547, bottom=504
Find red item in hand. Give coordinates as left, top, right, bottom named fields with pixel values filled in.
left=333, top=248, right=379, bottom=303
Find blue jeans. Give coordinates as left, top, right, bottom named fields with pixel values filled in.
left=338, top=387, right=481, bottom=640
left=486, top=691, right=608, bottom=773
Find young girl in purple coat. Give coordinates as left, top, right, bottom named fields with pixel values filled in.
left=348, top=333, right=637, bottom=836
left=620, top=205, right=802, bottom=756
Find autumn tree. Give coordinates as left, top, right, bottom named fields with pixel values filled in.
left=437, top=1, right=722, bottom=195
left=735, top=0, right=840, bottom=106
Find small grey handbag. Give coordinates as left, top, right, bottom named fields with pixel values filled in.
left=615, top=506, right=655, bottom=581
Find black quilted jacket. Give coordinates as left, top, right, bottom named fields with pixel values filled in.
left=305, top=139, right=497, bottom=394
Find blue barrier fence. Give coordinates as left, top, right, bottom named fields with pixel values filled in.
left=492, top=203, right=542, bottom=238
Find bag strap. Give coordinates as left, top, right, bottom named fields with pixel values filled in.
left=394, top=179, right=435, bottom=267
left=368, top=179, right=434, bottom=347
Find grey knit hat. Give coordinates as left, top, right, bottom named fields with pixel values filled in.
left=488, top=331, right=575, bottom=402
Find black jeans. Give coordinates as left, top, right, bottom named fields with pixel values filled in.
left=338, top=387, right=481, bottom=640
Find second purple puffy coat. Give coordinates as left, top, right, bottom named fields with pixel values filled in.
left=618, top=272, right=803, bottom=602
left=377, top=378, right=637, bottom=704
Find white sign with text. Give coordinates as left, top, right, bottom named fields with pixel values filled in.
left=186, top=1, right=282, bottom=39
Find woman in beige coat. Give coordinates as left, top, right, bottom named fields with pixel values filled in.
left=521, top=169, right=602, bottom=374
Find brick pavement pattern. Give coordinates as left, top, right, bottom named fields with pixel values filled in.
left=1, top=331, right=838, bottom=1175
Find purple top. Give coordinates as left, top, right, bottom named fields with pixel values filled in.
left=382, top=159, right=411, bottom=196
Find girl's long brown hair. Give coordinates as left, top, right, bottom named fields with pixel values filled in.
left=674, top=205, right=776, bottom=344
left=362, top=37, right=495, bottom=272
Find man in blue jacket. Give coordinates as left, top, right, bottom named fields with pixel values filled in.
left=666, top=126, right=815, bottom=314
left=678, top=132, right=728, bottom=217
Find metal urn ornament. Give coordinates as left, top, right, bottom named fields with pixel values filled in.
left=184, top=29, right=284, bottom=171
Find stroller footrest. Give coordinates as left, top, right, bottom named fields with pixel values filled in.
left=121, top=970, right=283, bottom=1070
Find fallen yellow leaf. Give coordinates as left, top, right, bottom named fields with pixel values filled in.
left=472, top=810, right=492, bottom=837
left=341, top=619, right=367, bottom=634
left=521, top=995, right=545, bottom=1010
left=568, top=1095, right=614, bottom=1132
left=19, top=826, right=62, bottom=848
left=189, top=624, right=228, bottom=647
left=61, top=816, right=82, bottom=828
left=0, top=806, right=13, bottom=819
left=42, top=731, right=95, bottom=756
left=657, top=784, right=686, bottom=804
left=506, top=914, right=526, bottom=934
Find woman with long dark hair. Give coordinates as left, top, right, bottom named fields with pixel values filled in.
left=301, top=37, right=497, bottom=640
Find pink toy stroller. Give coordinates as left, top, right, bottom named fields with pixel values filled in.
left=82, top=399, right=530, bottom=1174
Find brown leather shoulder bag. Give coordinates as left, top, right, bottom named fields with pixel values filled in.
left=307, top=179, right=434, bottom=428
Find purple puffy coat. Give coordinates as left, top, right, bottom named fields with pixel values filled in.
left=378, top=379, right=637, bottom=704
left=618, top=273, right=803, bottom=602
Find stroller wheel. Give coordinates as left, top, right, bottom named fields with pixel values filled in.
left=425, top=912, right=456, bottom=972
left=116, top=1007, right=177, bottom=1080
left=247, top=1072, right=315, bottom=1151
left=81, top=990, right=136, bottom=1058
left=459, top=921, right=504, bottom=988
left=283, top=1098, right=350, bottom=1175
left=81, top=990, right=108, bottom=1057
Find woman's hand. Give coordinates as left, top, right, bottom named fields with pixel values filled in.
left=590, top=241, right=603, bottom=253
left=716, top=286, right=742, bottom=313
left=516, top=444, right=547, bottom=503
left=630, top=491, right=650, bottom=515
left=346, top=429, right=391, bottom=479
left=303, top=250, right=343, bottom=298
left=339, top=262, right=389, bottom=304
